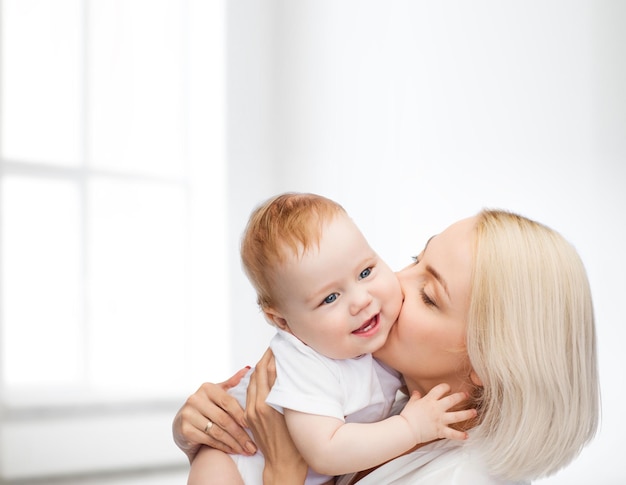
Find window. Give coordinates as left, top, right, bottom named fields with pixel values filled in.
left=0, top=0, right=228, bottom=479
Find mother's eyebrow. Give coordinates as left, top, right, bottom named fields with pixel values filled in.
left=425, top=264, right=450, bottom=300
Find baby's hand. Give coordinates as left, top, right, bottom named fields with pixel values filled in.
left=399, top=383, right=476, bottom=444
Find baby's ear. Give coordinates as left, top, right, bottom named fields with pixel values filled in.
left=263, top=307, right=289, bottom=331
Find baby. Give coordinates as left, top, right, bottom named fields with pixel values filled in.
left=188, top=192, right=473, bottom=484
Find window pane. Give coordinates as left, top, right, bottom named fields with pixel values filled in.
left=88, top=0, right=186, bottom=178
left=87, top=178, right=187, bottom=396
left=1, top=0, right=82, bottom=165
left=1, top=177, right=82, bottom=387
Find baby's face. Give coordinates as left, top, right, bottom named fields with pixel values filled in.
left=269, top=214, right=402, bottom=360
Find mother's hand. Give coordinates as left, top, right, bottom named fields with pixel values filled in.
left=172, top=367, right=258, bottom=462
left=246, top=348, right=308, bottom=484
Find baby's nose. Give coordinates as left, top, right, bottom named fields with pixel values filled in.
left=349, top=289, right=373, bottom=315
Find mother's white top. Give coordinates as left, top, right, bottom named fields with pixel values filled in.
left=336, top=432, right=528, bottom=485
left=336, top=395, right=529, bottom=485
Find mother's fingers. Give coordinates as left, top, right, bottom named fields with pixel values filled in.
left=203, top=416, right=256, bottom=455
left=220, top=366, right=253, bottom=399
left=245, top=348, right=277, bottom=426
left=252, top=348, right=276, bottom=393
left=178, top=390, right=241, bottom=455
left=188, top=375, right=257, bottom=456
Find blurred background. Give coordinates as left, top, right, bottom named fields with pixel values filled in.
left=0, top=0, right=624, bottom=483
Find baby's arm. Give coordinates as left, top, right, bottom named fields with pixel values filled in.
left=284, top=383, right=475, bottom=476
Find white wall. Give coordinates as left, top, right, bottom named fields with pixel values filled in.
left=226, top=1, right=625, bottom=483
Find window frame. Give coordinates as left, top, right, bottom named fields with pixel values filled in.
left=0, top=0, right=228, bottom=479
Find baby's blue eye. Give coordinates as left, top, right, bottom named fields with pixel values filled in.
left=323, top=293, right=338, bottom=304
left=359, top=267, right=372, bottom=279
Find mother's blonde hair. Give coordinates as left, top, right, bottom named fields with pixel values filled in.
left=467, top=210, right=599, bottom=481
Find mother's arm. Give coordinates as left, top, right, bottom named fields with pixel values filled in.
left=246, top=349, right=309, bottom=484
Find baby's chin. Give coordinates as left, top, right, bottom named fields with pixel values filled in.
left=373, top=325, right=397, bottom=359
left=363, top=332, right=392, bottom=358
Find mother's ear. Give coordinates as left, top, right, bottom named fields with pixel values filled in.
left=470, top=369, right=484, bottom=387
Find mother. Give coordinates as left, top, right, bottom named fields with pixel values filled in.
left=173, top=210, right=599, bottom=483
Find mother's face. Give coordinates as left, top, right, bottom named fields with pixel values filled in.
left=374, top=216, right=476, bottom=395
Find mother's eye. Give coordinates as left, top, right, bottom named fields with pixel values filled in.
left=420, top=288, right=436, bottom=307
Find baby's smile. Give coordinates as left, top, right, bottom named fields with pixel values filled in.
left=352, top=313, right=380, bottom=336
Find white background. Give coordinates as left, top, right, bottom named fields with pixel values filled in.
left=0, top=1, right=624, bottom=484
